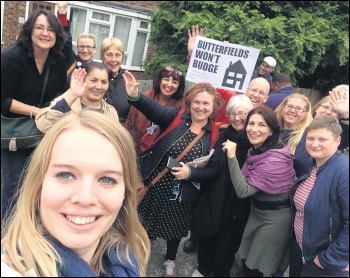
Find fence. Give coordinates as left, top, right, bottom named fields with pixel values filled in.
left=138, top=80, right=321, bottom=107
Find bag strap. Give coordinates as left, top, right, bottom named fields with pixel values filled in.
left=150, top=129, right=206, bottom=186
left=66, top=60, right=77, bottom=76
left=38, top=67, right=50, bottom=107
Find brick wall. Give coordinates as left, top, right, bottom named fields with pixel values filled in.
left=1, top=1, right=26, bottom=51
left=118, top=1, right=154, bottom=9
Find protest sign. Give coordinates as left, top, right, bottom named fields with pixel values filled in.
left=186, top=36, right=260, bottom=93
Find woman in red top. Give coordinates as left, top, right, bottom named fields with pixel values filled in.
left=125, top=66, right=185, bottom=153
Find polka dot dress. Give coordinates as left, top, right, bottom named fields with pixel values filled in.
left=138, top=129, right=203, bottom=240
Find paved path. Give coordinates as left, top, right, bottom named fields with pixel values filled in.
left=146, top=233, right=244, bottom=277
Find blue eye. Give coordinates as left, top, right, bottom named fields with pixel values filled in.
left=100, top=176, right=116, bottom=185
left=57, top=172, right=73, bottom=180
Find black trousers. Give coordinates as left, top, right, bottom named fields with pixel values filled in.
left=165, top=238, right=181, bottom=261
left=197, top=227, right=243, bottom=277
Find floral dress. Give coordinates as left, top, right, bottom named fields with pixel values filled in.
left=138, top=129, right=202, bottom=240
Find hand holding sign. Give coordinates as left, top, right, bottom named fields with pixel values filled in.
left=186, top=36, right=260, bottom=94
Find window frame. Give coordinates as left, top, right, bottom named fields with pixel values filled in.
left=29, top=1, right=55, bottom=15
left=64, top=1, right=151, bottom=71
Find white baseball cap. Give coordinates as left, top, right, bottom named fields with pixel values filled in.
left=263, top=56, right=277, bottom=68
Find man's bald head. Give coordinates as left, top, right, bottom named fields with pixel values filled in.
left=246, top=77, right=270, bottom=107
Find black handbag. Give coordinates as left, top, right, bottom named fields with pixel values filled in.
left=1, top=68, right=50, bottom=151
left=1, top=116, right=43, bottom=150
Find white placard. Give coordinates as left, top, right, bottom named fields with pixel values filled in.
left=186, top=36, right=260, bottom=93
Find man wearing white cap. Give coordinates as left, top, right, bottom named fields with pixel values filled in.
left=251, top=56, right=277, bottom=85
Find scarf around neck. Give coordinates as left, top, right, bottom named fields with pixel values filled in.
left=47, top=236, right=139, bottom=277
left=241, top=145, right=295, bottom=194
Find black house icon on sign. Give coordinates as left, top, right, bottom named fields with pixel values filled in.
left=221, top=60, right=247, bottom=90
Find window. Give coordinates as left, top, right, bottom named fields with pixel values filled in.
left=68, top=4, right=151, bottom=71
left=29, top=1, right=55, bottom=15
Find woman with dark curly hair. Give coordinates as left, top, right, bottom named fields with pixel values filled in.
left=1, top=8, right=67, bottom=222
left=125, top=65, right=185, bottom=152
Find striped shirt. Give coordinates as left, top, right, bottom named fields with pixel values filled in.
left=294, top=167, right=317, bottom=248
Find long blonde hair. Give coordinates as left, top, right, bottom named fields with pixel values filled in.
left=1, top=110, right=150, bottom=276
left=275, top=93, right=313, bottom=153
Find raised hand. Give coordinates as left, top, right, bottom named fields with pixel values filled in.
left=122, top=70, right=139, bottom=99
left=329, top=84, right=349, bottom=119
left=57, top=1, right=69, bottom=13
left=187, top=25, right=203, bottom=56
left=70, top=67, right=87, bottom=98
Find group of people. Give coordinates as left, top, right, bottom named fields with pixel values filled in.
left=1, top=4, right=349, bottom=278
left=1, top=5, right=151, bottom=277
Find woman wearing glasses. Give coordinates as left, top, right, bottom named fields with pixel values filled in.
left=125, top=66, right=185, bottom=152
left=1, top=9, right=67, bottom=222
left=57, top=2, right=129, bottom=123
left=274, top=93, right=313, bottom=177
left=275, top=93, right=313, bottom=153
left=191, top=94, right=253, bottom=277
left=222, top=106, right=295, bottom=277
left=123, top=70, right=223, bottom=277
left=57, top=1, right=97, bottom=89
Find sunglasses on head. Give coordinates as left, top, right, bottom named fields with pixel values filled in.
left=166, top=66, right=183, bottom=76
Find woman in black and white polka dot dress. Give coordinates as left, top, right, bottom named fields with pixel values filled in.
left=139, top=130, right=202, bottom=240
left=123, top=70, right=223, bottom=276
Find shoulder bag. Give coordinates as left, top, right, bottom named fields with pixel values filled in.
left=137, top=129, right=205, bottom=205
left=1, top=68, right=50, bottom=151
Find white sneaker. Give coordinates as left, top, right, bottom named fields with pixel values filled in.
left=191, top=269, right=204, bottom=277
left=163, top=259, right=177, bottom=277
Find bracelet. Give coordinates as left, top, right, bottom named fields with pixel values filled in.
left=30, top=106, right=35, bottom=119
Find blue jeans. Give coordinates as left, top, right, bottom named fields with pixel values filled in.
left=1, top=148, right=34, bottom=222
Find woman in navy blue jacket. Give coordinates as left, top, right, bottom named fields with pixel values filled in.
left=123, top=70, right=223, bottom=277
left=289, top=116, right=349, bottom=277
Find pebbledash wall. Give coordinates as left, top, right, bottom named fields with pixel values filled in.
left=1, top=1, right=155, bottom=80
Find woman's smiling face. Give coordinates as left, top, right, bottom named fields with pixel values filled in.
left=40, top=125, right=125, bottom=263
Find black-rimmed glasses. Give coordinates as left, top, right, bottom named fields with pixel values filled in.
left=77, top=45, right=96, bottom=50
